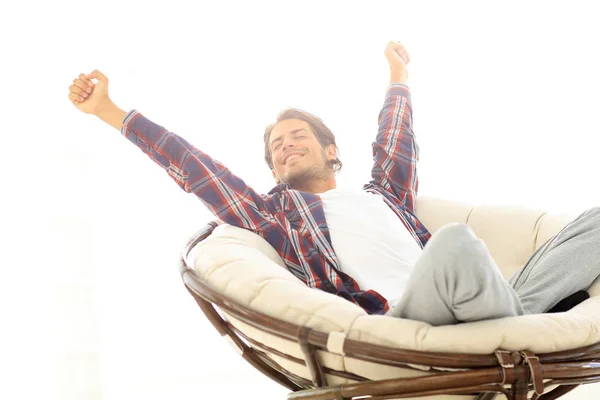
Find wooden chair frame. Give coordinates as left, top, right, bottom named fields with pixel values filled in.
left=180, top=223, right=600, bottom=399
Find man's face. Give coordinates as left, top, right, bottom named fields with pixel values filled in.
left=269, top=119, right=336, bottom=188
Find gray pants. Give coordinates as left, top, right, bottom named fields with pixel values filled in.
left=387, top=207, right=600, bottom=326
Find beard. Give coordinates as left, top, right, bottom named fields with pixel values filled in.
left=280, top=149, right=332, bottom=189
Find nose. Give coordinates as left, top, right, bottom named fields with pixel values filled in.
left=278, top=139, right=297, bottom=164
left=282, top=142, right=295, bottom=151
left=281, top=139, right=296, bottom=152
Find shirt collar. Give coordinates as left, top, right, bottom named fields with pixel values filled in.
left=268, top=183, right=290, bottom=195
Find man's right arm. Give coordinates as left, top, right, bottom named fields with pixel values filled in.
left=115, top=109, right=274, bottom=231
left=69, top=70, right=275, bottom=232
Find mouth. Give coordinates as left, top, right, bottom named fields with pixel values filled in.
left=282, top=152, right=304, bottom=165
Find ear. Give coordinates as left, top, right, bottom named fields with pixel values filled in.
left=325, top=144, right=338, bottom=161
left=271, top=169, right=280, bottom=184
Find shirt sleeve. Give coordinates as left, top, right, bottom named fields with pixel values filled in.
left=120, top=110, right=274, bottom=231
left=369, top=84, right=420, bottom=213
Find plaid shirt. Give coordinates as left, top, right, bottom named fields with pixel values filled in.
left=121, top=84, right=431, bottom=315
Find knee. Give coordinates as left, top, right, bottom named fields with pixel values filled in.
left=419, top=223, right=496, bottom=284
left=433, top=223, right=477, bottom=243
left=424, top=223, right=480, bottom=255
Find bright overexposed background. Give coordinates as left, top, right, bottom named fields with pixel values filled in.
left=2, top=0, right=600, bottom=399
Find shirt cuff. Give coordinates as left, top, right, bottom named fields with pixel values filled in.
left=121, top=109, right=140, bottom=135
left=386, top=83, right=411, bottom=99
left=123, top=109, right=139, bottom=125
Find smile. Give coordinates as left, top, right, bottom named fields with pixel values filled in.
left=283, top=153, right=304, bottom=165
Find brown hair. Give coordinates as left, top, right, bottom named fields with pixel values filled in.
left=263, top=108, right=343, bottom=172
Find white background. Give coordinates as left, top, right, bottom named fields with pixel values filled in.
left=1, top=0, right=599, bottom=399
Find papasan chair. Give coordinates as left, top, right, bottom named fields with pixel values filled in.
left=179, top=196, right=600, bottom=400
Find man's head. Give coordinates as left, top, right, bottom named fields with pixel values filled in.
left=264, top=109, right=342, bottom=193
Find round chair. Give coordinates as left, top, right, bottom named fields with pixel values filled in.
left=179, top=197, right=600, bottom=400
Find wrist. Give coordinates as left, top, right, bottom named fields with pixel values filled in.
left=389, top=68, right=408, bottom=85
left=95, top=99, right=127, bottom=130
left=95, top=99, right=117, bottom=119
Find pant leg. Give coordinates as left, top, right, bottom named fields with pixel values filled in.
left=386, top=223, right=524, bottom=326
left=509, top=207, right=600, bottom=314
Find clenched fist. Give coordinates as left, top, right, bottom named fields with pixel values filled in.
left=68, top=70, right=126, bottom=130
left=384, top=41, right=410, bottom=84
left=68, top=70, right=112, bottom=115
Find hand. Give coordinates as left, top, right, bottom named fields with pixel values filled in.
left=68, top=70, right=112, bottom=115
left=384, top=41, right=410, bottom=84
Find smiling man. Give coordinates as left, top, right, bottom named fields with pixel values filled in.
left=266, top=110, right=340, bottom=193
left=68, top=41, right=600, bottom=326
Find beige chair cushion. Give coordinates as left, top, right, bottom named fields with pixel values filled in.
left=191, top=197, right=600, bottom=399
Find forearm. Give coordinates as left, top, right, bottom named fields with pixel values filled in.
left=370, top=85, right=419, bottom=210
left=121, top=111, right=270, bottom=230
left=96, top=101, right=128, bottom=130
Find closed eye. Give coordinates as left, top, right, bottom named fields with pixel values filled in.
left=271, top=130, right=308, bottom=151
left=273, top=137, right=304, bottom=151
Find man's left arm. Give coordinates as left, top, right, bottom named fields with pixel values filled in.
left=369, top=41, right=420, bottom=212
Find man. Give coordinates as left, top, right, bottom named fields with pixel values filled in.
left=68, top=41, right=600, bottom=326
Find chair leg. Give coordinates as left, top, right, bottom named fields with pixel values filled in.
left=511, top=380, right=529, bottom=400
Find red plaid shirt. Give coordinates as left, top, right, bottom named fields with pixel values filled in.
left=121, top=84, right=431, bottom=314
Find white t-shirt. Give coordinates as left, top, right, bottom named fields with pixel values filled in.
left=317, top=188, right=423, bottom=304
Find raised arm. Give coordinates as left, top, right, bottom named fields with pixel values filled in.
left=369, top=42, right=420, bottom=212
left=68, top=70, right=274, bottom=232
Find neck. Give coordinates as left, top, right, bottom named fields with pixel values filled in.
left=291, top=176, right=336, bottom=194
